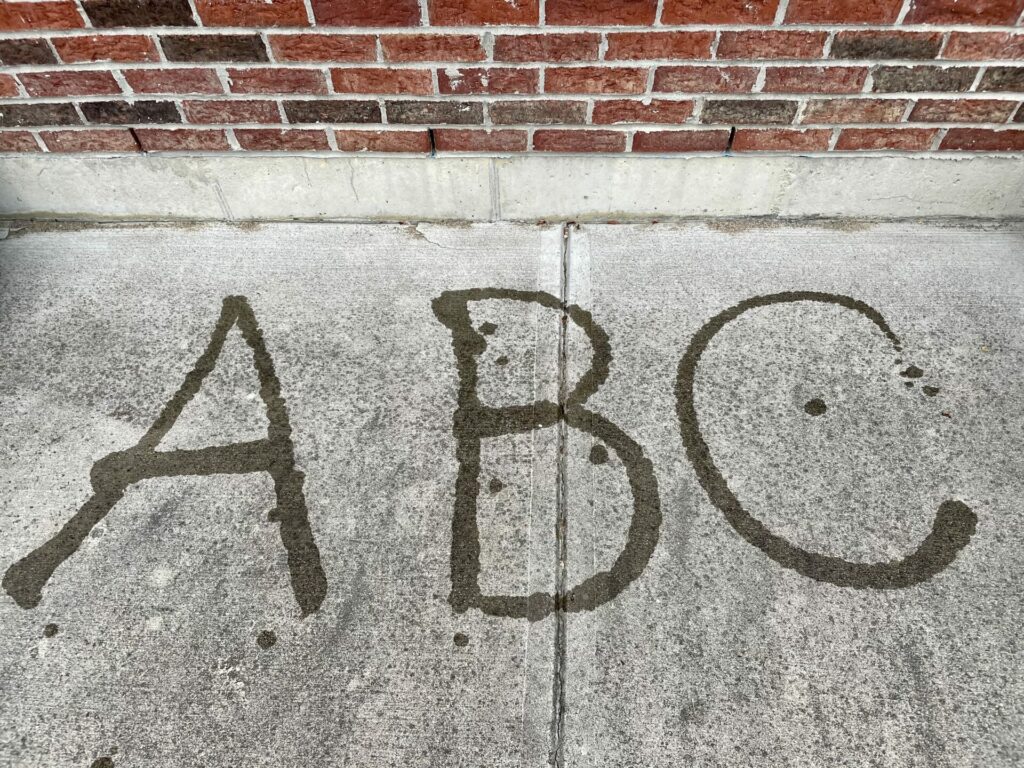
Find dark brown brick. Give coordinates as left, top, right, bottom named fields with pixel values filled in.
left=313, top=0, right=422, bottom=26
left=546, top=0, right=657, bottom=25
left=0, top=103, right=81, bottom=127
left=429, top=0, right=538, bottom=24
left=489, top=100, right=587, bottom=124
left=160, top=35, right=268, bottom=63
left=0, top=131, right=41, bottom=152
left=633, top=129, right=730, bottom=152
left=1016, top=105, right=1024, bottom=123
left=493, top=34, right=600, bottom=62
left=702, top=100, right=799, bottom=125
left=183, top=100, right=281, bottom=124
left=433, top=128, right=527, bottom=151
left=385, top=101, right=483, bottom=124
left=0, top=39, right=57, bottom=65
left=910, top=99, right=1017, bottom=122
left=871, top=66, right=978, bottom=93
left=135, top=128, right=231, bottom=151
left=41, top=128, right=139, bottom=152
left=81, top=100, right=181, bottom=124
left=533, top=129, right=626, bottom=152
left=831, top=32, right=943, bottom=60
left=905, top=0, right=1024, bottom=25
left=940, top=128, right=1024, bottom=150
left=716, top=31, right=827, bottom=60
left=334, top=129, right=430, bottom=151
left=978, top=67, right=1024, bottom=92
left=662, top=0, right=779, bottom=23
left=124, top=69, right=223, bottom=95
left=592, top=99, right=695, bottom=124
left=235, top=129, right=330, bottom=151
left=801, top=98, right=909, bottom=123
left=437, top=67, right=539, bottom=95
left=81, top=0, right=196, bottom=27
left=283, top=100, right=382, bottom=123
left=835, top=127, right=937, bottom=150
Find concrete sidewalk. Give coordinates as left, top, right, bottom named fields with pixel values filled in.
left=0, top=220, right=1022, bottom=768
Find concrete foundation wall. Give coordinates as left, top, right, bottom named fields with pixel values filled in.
left=1, top=154, right=1022, bottom=221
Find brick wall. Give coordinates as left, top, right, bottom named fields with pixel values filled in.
left=0, top=0, right=1021, bottom=155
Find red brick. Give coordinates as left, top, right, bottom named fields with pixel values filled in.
left=20, top=71, right=121, bottom=97
left=835, top=128, right=938, bottom=150
left=654, top=66, right=757, bottom=93
left=429, top=0, right=538, bottom=24
left=662, top=0, right=778, bottom=23
left=381, top=35, right=485, bottom=63
left=136, top=128, right=231, bottom=151
left=785, top=0, right=903, bottom=23
left=196, top=0, right=309, bottom=26
left=716, top=31, right=827, bottom=60
left=0, top=75, right=18, bottom=98
left=331, top=68, right=433, bottom=94
left=905, top=0, right=1024, bottom=24
left=433, top=128, right=527, bottom=151
left=312, top=0, right=421, bottom=26
left=269, top=35, right=375, bottom=62
left=41, top=128, right=139, bottom=152
left=533, top=129, right=626, bottom=152
left=227, top=69, right=327, bottom=95
left=0, top=2, right=83, bottom=31
left=0, top=131, right=41, bottom=152
left=911, top=99, right=1016, bottom=123
left=605, top=32, right=714, bottom=61
left=633, top=129, right=729, bottom=152
left=943, top=33, right=1024, bottom=61
left=494, top=34, right=600, bottom=63
left=732, top=128, right=832, bottom=151
left=545, top=67, right=647, bottom=95
left=801, top=98, right=909, bottom=123
left=183, top=100, right=281, bottom=124
left=763, top=67, right=868, bottom=94
left=592, top=99, right=694, bottom=124
left=940, top=128, right=1024, bottom=150
left=235, top=128, right=330, bottom=150
left=438, top=67, right=539, bottom=94
left=53, top=35, right=158, bottom=63
left=334, top=129, right=430, bottom=151
left=546, top=0, right=656, bottom=25
left=123, top=69, right=223, bottom=95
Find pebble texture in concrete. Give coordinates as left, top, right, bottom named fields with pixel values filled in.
left=0, top=221, right=1022, bottom=767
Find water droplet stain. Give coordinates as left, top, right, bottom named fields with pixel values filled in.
left=479, top=322, right=497, bottom=336
left=256, top=630, right=277, bottom=650
left=803, top=398, right=827, bottom=416
left=454, top=632, right=469, bottom=647
left=589, top=445, right=609, bottom=464
left=900, top=365, right=924, bottom=379
left=495, top=355, right=509, bottom=366
left=488, top=478, right=503, bottom=494
left=43, top=623, right=58, bottom=638
left=91, top=758, right=114, bottom=768
left=923, top=386, right=940, bottom=397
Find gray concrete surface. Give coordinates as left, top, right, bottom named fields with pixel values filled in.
left=1, top=155, right=1023, bottom=222
left=0, top=220, right=1022, bottom=768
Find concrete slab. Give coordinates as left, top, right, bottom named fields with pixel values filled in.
left=1, top=220, right=1023, bottom=768
left=0, top=222, right=563, bottom=767
left=561, top=221, right=1024, bottom=767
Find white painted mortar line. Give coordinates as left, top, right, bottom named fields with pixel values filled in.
left=301, top=0, right=316, bottom=26
left=710, top=31, right=721, bottom=60
left=896, top=0, right=914, bottom=25
left=822, top=31, right=835, bottom=57
left=29, top=130, right=47, bottom=150
left=968, top=67, right=985, bottom=92
left=774, top=0, right=791, bottom=26
left=184, top=0, right=202, bottom=26
left=930, top=126, right=949, bottom=150
left=225, top=126, right=241, bottom=149
left=654, top=0, right=665, bottom=26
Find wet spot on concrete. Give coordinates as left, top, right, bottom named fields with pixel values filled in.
left=923, top=386, right=940, bottom=397
left=588, top=444, right=609, bottom=464
left=42, top=623, right=58, bottom=638
left=90, top=758, right=114, bottom=768
left=905, top=381, right=915, bottom=388
left=453, top=632, right=469, bottom=647
left=478, top=322, right=497, bottom=336
left=495, top=355, right=509, bottom=366
left=256, top=630, right=277, bottom=650
left=901, top=364, right=924, bottom=379
left=803, top=398, right=827, bottom=416
left=488, top=478, right=503, bottom=494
